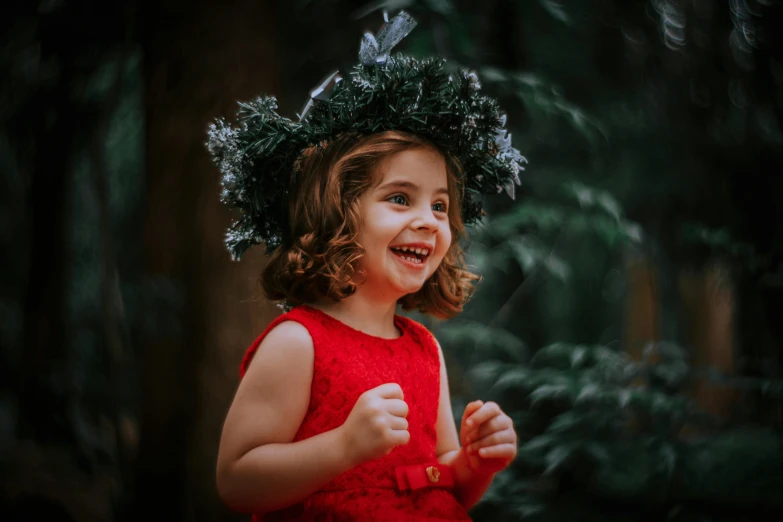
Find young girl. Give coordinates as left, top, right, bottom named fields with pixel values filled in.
left=208, top=12, right=525, bottom=521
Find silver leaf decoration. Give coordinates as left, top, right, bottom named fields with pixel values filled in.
left=298, top=70, right=342, bottom=121
left=359, top=32, right=381, bottom=66
left=359, top=11, right=417, bottom=65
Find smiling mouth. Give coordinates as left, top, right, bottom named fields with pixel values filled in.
left=390, top=246, right=429, bottom=265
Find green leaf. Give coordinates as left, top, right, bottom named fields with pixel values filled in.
left=536, top=0, right=571, bottom=25
left=659, top=443, right=678, bottom=478
left=493, top=367, right=534, bottom=392
left=508, top=235, right=549, bottom=272
left=570, top=345, right=588, bottom=368
left=544, top=443, right=578, bottom=474
left=623, top=221, right=644, bottom=243
left=575, top=383, right=601, bottom=405
left=652, top=360, right=689, bottom=387
left=531, top=342, right=575, bottom=368
left=529, top=383, right=573, bottom=405
left=565, top=181, right=596, bottom=208
left=468, top=360, right=509, bottom=385
left=585, top=441, right=611, bottom=463
left=544, top=253, right=571, bottom=282
left=618, top=389, right=632, bottom=409
left=596, top=191, right=622, bottom=221
left=478, top=66, right=508, bottom=83
left=439, top=322, right=529, bottom=362
left=591, top=345, right=632, bottom=368
left=520, top=434, right=555, bottom=454
left=548, top=411, right=584, bottom=433
left=590, top=215, right=621, bottom=245
left=423, top=0, right=454, bottom=15
left=511, top=500, right=546, bottom=518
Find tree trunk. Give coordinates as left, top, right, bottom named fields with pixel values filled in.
left=678, top=262, right=737, bottom=418
left=135, top=1, right=280, bottom=520
left=624, top=254, right=660, bottom=360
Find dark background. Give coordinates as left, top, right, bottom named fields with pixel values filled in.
left=2, top=1, right=782, bottom=521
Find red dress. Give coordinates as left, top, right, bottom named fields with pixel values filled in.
left=239, top=304, right=472, bottom=522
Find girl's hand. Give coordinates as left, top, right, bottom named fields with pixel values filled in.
left=339, top=383, right=410, bottom=466
left=460, top=400, right=517, bottom=475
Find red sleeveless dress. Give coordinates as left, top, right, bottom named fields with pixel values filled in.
left=239, top=304, right=471, bottom=522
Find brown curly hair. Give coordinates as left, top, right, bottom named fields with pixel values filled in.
left=260, top=130, right=480, bottom=319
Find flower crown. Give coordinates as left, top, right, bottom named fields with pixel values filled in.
left=206, top=11, right=526, bottom=260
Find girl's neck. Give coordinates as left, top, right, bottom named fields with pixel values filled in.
left=309, top=292, right=401, bottom=339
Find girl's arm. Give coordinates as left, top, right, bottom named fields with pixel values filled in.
left=434, top=342, right=495, bottom=509
left=216, top=321, right=354, bottom=513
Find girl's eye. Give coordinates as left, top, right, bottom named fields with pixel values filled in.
left=433, top=202, right=448, bottom=213
left=389, top=194, right=408, bottom=206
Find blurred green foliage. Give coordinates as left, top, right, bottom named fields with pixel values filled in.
left=389, top=0, right=783, bottom=520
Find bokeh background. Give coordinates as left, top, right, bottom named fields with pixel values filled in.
left=2, top=0, right=783, bottom=521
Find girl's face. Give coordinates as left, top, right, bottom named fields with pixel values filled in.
left=355, top=148, right=452, bottom=300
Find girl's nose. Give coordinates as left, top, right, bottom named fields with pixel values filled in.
left=412, top=206, right=439, bottom=231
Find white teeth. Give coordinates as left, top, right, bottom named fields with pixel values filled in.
left=391, top=246, right=430, bottom=259
left=390, top=246, right=430, bottom=255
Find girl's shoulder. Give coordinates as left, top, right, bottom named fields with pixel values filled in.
left=239, top=306, right=318, bottom=378
left=394, top=314, right=439, bottom=349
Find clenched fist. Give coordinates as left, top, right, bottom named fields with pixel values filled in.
left=339, top=383, right=410, bottom=466
left=461, top=400, right=517, bottom=475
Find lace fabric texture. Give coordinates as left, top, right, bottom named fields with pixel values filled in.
left=239, top=305, right=471, bottom=521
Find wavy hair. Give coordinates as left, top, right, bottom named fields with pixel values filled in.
left=260, top=130, right=479, bottom=319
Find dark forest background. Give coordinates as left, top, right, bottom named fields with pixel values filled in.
left=2, top=0, right=783, bottom=521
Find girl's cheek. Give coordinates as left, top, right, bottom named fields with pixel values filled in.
left=441, top=231, right=452, bottom=256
